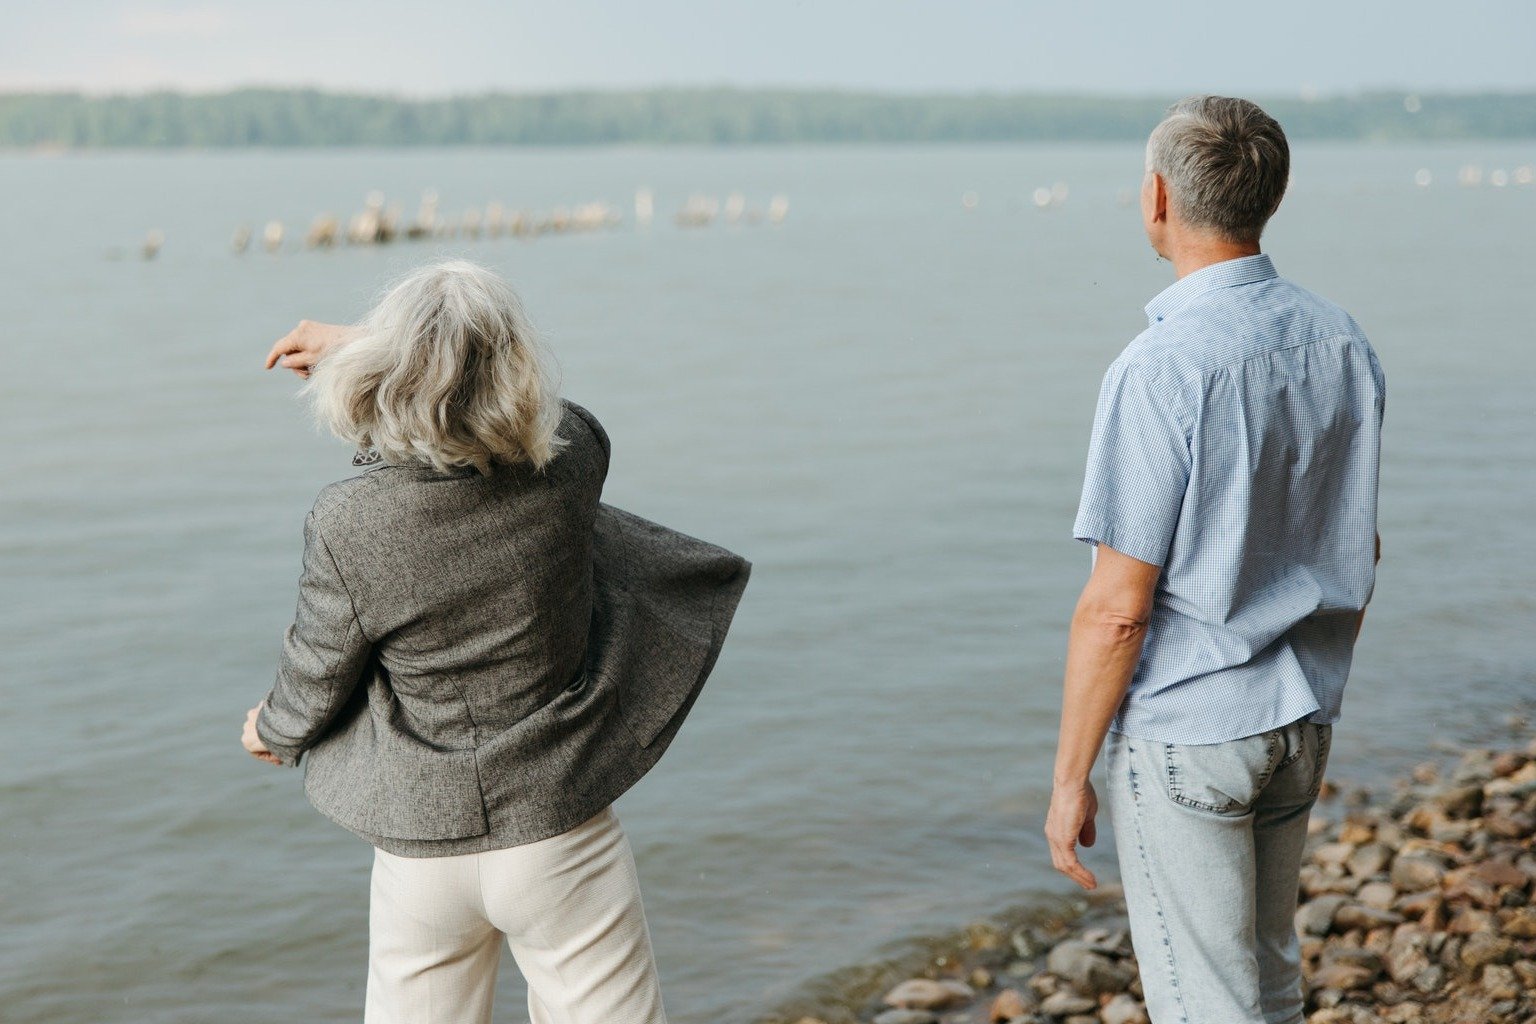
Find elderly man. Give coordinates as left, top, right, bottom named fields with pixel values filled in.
left=1045, top=96, right=1384, bottom=1024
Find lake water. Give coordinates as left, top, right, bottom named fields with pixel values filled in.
left=2, top=142, right=1534, bottom=1024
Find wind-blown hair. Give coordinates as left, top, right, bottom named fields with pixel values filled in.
left=305, top=260, right=565, bottom=474
left=1146, top=95, right=1290, bottom=244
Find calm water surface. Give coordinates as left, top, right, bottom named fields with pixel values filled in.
left=2, top=143, right=1534, bottom=1023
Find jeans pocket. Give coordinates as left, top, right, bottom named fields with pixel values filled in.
left=1162, top=730, right=1284, bottom=816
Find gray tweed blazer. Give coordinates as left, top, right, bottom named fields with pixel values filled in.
left=254, top=400, right=750, bottom=856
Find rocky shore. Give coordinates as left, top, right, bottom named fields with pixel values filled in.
left=770, top=736, right=1536, bottom=1024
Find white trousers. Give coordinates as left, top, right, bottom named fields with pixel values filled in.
left=364, top=807, right=667, bottom=1024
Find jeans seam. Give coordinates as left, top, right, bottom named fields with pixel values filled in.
left=1308, top=726, right=1333, bottom=800
left=1127, top=740, right=1191, bottom=1024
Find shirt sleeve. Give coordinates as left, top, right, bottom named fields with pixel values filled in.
left=255, top=510, right=373, bottom=766
left=1072, top=360, right=1193, bottom=568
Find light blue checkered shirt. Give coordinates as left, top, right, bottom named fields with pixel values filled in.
left=1074, top=254, right=1385, bottom=744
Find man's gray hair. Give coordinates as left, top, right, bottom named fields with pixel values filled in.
left=1146, top=96, right=1290, bottom=243
left=305, top=260, right=565, bottom=474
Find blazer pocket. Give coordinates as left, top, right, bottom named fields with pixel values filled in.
left=1162, top=730, right=1283, bottom=816
left=303, top=712, right=490, bottom=841
left=615, top=602, right=712, bottom=748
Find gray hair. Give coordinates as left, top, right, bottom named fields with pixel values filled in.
left=1146, top=95, right=1290, bottom=243
left=305, top=260, right=565, bottom=474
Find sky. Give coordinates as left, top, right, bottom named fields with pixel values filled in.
left=3, top=0, right=1534, bottom=97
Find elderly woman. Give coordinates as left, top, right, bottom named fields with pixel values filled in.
left=241, top=260, right=749, bottom=1024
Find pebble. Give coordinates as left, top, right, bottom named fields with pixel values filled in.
left=882, top=979, right=974, bottom=1011
left=1037, top=990, right=1096, bottom=1016
left=1099, top=992, right=1149, bottom=1024
left=986, top=988, right=1033, bottom=1022
left=1459, top=932, right=1515, bottom=971
left=1297, top=893, right=1349, bottom=936
left=1392, top=854, right=1450, bottom=891
left=1044, top=940, right=1135, bottom=996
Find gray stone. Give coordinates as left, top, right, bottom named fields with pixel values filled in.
left=1037, top=990, right=1097, bottom=1016
left=882, top=979, right=974, bottom=1011
left=1332, top=903, right=1404, bottom=932
left=1296, top=894, right=1349, bottom=936
left=1346, top=842, right=1392, bottom=878
left=873, top=1011, right=939, bottom=1024
left=1045, top=940, right=1135, bottom=996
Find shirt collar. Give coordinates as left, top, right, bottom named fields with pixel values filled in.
left=1144, top=253, right=1278, bottom=325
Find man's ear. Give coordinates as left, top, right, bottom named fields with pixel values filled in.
left=1150, top=172, right=1170, bottom=225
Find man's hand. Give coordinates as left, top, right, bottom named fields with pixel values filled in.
left=242, top=702, right=284, bottom=766
left=264, top=320, right=353, bottom=378
left=1045, top=779, right=1099, bottom=890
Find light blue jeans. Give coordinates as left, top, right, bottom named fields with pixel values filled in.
left=1105, top=718, right=1332, bottom=1024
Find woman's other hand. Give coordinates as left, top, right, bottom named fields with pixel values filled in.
left=243, top=702, right=284, bottom=765
left=264, top=320, right=354, bottom=379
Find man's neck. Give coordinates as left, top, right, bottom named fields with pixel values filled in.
left=1164, top=236, right=1262, bottom=280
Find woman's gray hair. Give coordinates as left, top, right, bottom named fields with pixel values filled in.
left=1146, top=96, right=1290, bottom=244
left=305, top=260, right=565, bottom=474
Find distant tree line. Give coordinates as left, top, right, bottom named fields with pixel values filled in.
left=1, top=88, right=1533, bottom=148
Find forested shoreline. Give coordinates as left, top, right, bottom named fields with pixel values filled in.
left=3, top=87, right=1534, bottom=148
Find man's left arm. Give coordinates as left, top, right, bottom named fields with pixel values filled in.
left=1044, top=545, right=1161, bottom=890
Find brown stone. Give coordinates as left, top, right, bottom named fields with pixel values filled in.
left=1390, top=855, right=1447, bottom=891
left=1403, top=803, right=1445, bottom=834
left=1394, top=889, right=1441, bottom=917
left=1481, top=963, right=1520, bottom=1000
left=987, top=988, right=1033, bottom=1022
left=1467, top=859, right=1530, bottom=890
left=1347, top=843, right=1393, bottom=879
left=1334, top=904, right=1405, bottom=932
left=1491, top=752, right=1529, bottom=778
left=1436, top=784, right=1484, bottom=820
left=1338, top=818, right=1377, bottom=845
left=1483, top=811, right=1535, bottom=840
left=1446, top=906, right=1494, bottom=935
left=1099, top=993, right=1149, bottom=1024
left=1311, top=961, right=1378, bottom=991
left=1459, top=932, right=1515, bottom=972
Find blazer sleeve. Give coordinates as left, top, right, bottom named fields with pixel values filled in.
left=255, top=510, right=372, bottom=767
